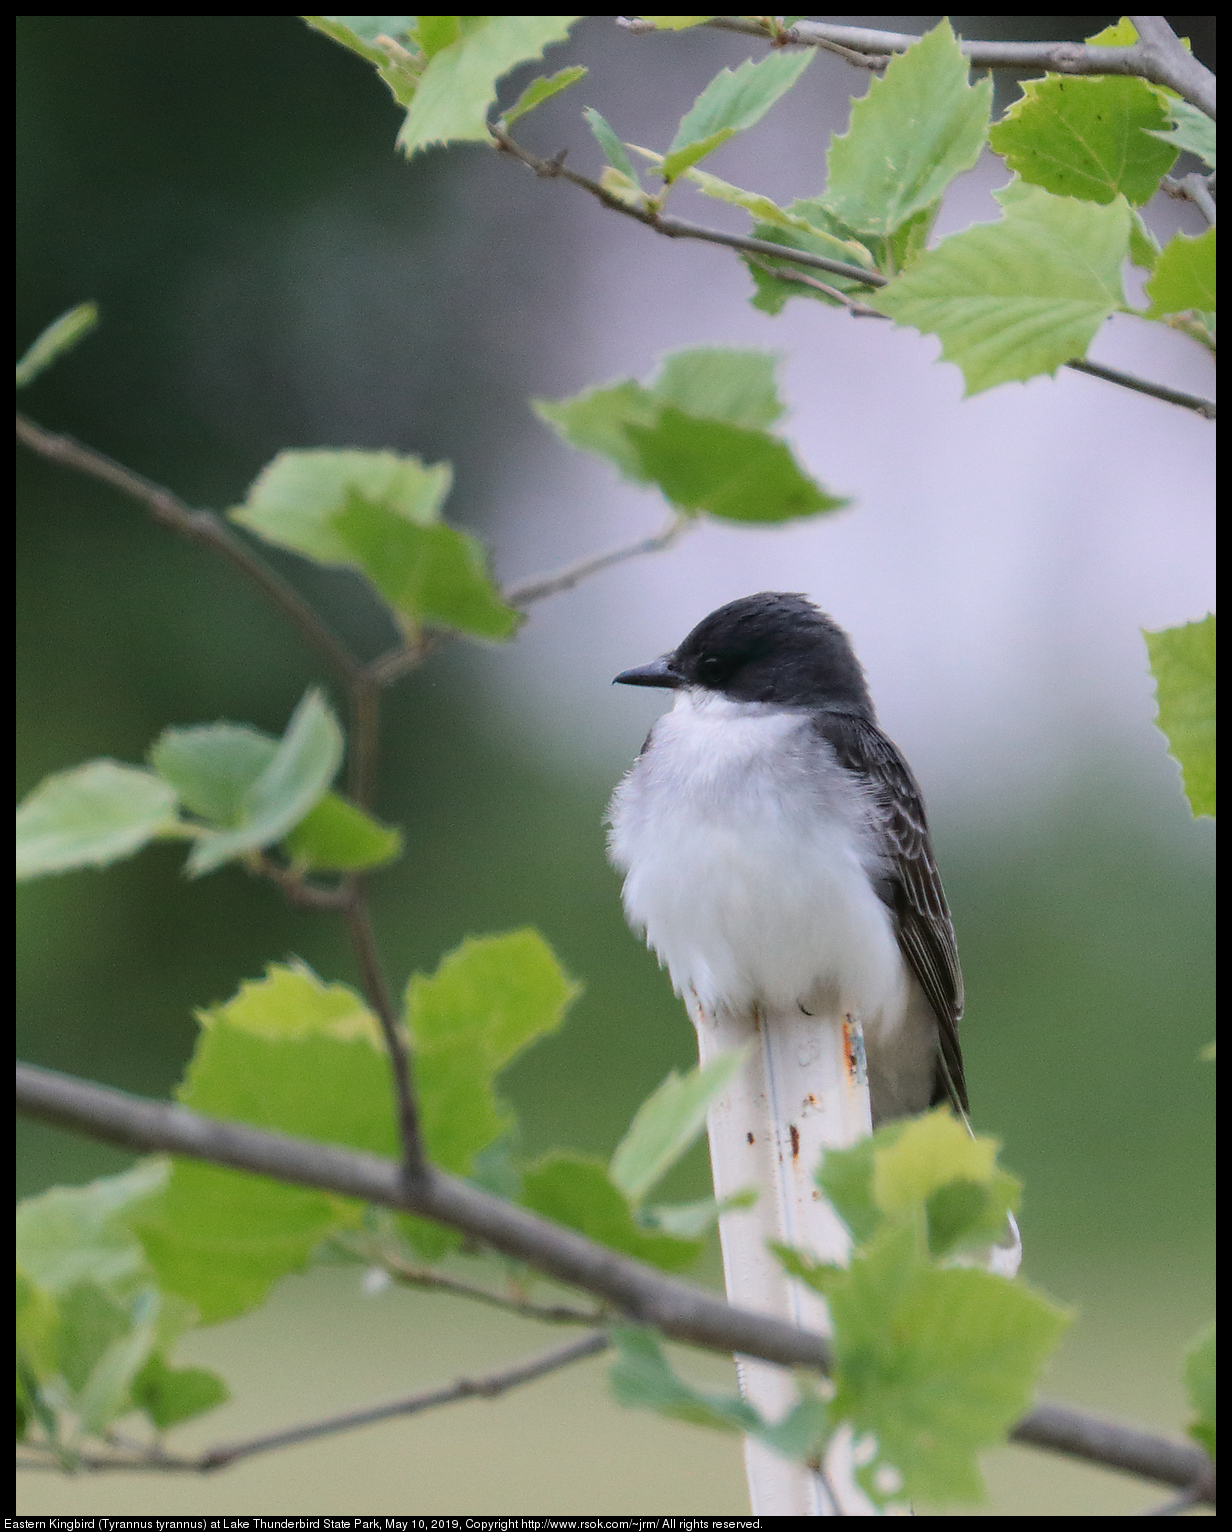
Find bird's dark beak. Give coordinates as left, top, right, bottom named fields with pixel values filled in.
left=613, top=653, right=681, bottom=689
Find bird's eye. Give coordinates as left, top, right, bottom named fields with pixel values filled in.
left=698, top=655, right=726, bottom=685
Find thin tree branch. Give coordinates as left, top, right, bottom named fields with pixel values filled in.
left=250, top=852, right=353, bottom=911
left=366, top=1250, right=609, bottom=1326
left=14, top=1061, right=1217, bottom=1503
left=492, top=128, right=886, bottom=288
left=348, top=671, right=382, bottom=808
left=342, top=899, right=427, bottom=1186
left=504, top=515, right=692, bottom=607
left=15, top=413, right=366, bottom=689
left=1064, top=358, right=1216, bottom=418
left=494, top=136, right=1216, bottom=421
left=17, top=1331, right=610, bottom=1474
left=692, top=16, right=1215, bottom=119
left=744, top=257, right=887, bottom=317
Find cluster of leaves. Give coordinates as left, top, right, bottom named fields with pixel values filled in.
left=16, top=309, right=833, bottom=1453
left=612, top=1111, right=1069, bottom=1508
left=15, top=935, right=759, bottom=1447
left=315, top=17, right=1214, bottom=399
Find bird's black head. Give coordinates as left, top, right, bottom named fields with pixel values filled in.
left=613, top=592, right=874, bottom=713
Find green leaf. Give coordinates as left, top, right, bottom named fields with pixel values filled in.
left=410, top=15, right=457, bottom=57
left=609, top=1050, right=747, bottom=1206
left=522, top=1155, right=703, bottom=1272
left=186, top=689, right=344, bottom=875
left=57, top=1282, right=131, bottom=1392
left=16, top=1162, right=168, bottom=1297
left=535, top=380, right=659, bottom=481
left=397, top=16, right=579, bottom=155
left=990, top=72, right=1177, bottom=206
left=816, top=1127, right=900, bottom=1246
left=1145, top=227, right=1216, bottom=317
left=824, top=20, right=992, bottom=236
left=628, top=406, right=839, bottom=522
left=874, top=1108, right=995, bottom=1206
left=639, top=16, right=712, bottom=29
left=282, top=792, right=402, bottom=871
left=1144, top=615, right=1216, bottom=818
left=232, top=448, right=451, bottom=560
left=536, top=350, right=845, bottom=523
left=609, top=1327, right=830, bottom=1462
left=132, top=963, right=396, bottom=1321
left=874, top=183, right=1130, bottom=394
left=331, top=492, right=520, bottom=640
left=151, top=719, right=401, bottom=870
left=653, top=348, right=784, bottom=430
left=16, top=762, right=180, bottom=881
left=232, top=449, right=516, bottom=640
left=829, top=1223, right=1071, bottom=1506
left=641, top=1189, right=755, bottom=1239
left=740, top=201, right=881, bottom=314
left=303, top=17, right=403, bottom=68
left=131, top=1351, right=229, bottom=1430
left=150, top=723, right=277, bottom=825
left=16, top=1269, right=60, bottom=1382
left=406, top=931, right=579, bottom=1177
left=663, top=49, right=812, bottom=180
left=72, top=1292, right=159, bottom=1439
left=1184, top=1322, right=1216, bottom=1459
left=16, top=302, right=99, bottom=389
left=501, top=65, right=587, bottom=127
left=1147, top=100, right=1216, bottom=170
left=609, top=1326, right=759, bottom=1433
left=584, top=106, right=641, bottom=187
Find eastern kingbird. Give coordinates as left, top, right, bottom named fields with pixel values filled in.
left=607, top=591, right=967, bottom=1127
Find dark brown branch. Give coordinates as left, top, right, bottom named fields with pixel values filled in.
left=692, top=16, right=1215, bottom=120
left=492, top=129, right=886, bottom=288
left=342, top=898, right=426, bottom=1185
left=14, top=1062, right=1217, bottom=1503
left=15, top=413, right=366, bottom=689
left=18, top=1331, right=609, bottom=1474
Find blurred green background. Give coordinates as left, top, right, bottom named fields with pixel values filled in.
left=17, top=15, right=1214, bottom=1515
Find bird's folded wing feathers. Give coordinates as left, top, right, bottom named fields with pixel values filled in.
left=811, top=711, right=969, bottom=1114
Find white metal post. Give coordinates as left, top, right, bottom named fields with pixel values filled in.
left=690, top=991, right=878, bottom=1515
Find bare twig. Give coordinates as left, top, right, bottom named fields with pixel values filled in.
left=492, top=129, right=886, bottom=288
left=342, top=900, right=426, bottom=1186
left=365, top=1252, right=609, bottom=1326
left=17, top=1331, right=610, bottom=1474
left=1064, top=358, right=1216, bottom=419
left=250, top=853, right=353, bottom=911
left=504, top=515, right=691, bottom=607
left=15, top=413, right=366, bottom=689
left=692, top=16, right=1215, bottom=120
left=744, top=257, right=887, bottom=318
left=14, top=1061, right=1218, bottom=1503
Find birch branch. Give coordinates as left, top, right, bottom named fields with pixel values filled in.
left=15, top=1060, right=1217, bottom=1504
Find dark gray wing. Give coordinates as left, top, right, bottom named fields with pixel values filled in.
left=812, top=710, right=968, bottom=1114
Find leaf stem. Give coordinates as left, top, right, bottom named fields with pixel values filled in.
left=504, top=515, right=692, bottom=606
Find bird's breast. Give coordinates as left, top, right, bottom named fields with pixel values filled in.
left=607, top=692, right=908, bottom=1023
